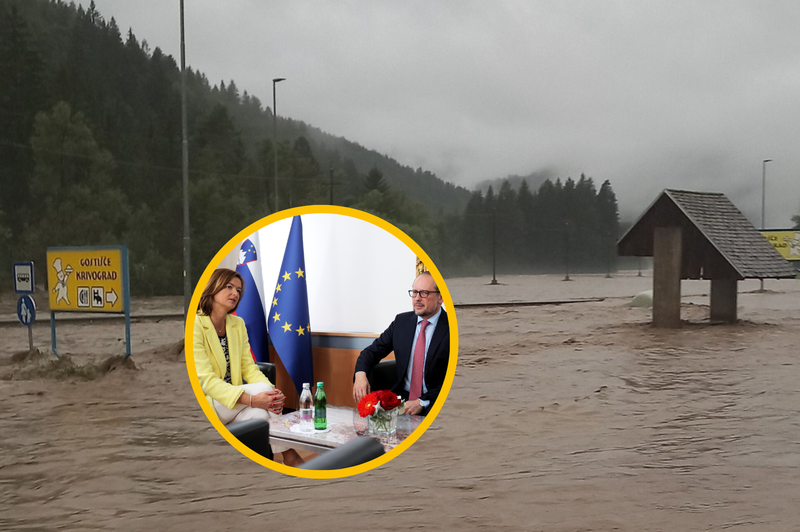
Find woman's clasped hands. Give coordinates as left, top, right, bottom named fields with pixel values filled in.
left=251, top=389, right=286, bottom=414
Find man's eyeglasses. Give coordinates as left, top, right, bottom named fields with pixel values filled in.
left=408, top=289, right=440, bottom=298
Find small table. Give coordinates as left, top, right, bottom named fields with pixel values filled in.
left=269, top=405, right=423, bottom=455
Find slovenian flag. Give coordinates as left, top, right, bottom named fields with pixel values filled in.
left=235, top=238, right=270, bottom=363
left=267, top=216, right=313, bottom=394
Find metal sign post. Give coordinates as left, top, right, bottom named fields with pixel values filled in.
left=13, top=262, right=36, bottom=353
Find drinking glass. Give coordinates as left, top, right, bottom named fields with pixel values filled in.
left=352, top=408, right=368, bottom=436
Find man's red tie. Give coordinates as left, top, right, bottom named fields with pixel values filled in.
left=409, top=320, right=429, bottom=402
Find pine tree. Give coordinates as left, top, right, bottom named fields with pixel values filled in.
left=572, top=174, right=599, bottom=268
left=517, top=179, right=535, bottom=265
left=496, top=180, right=520, bottom=271
left=461, top=190, right=485, bottom=266
left=596, top=180, right=620, bottom=273
left=364, top=166, right=389, bottom=193
left=284, top=135, right=324, bottom=207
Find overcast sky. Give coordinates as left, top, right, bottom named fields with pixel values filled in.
left=87, top=0, right=799, bottom=225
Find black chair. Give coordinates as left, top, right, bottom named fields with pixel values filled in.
left=227, top=418, right=273, bottom=460
left=255, top=361, right=276, bottom=384
left=367, top=358, right=396, bottom=391
left=298, top=436, right=385, bottom=470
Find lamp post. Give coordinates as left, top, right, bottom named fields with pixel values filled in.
left=179, top=0, right=191, bottom=316
left=760, top=158, right=772, bottom=292
left=563, top=220, right=572, bottom=281
left=490, top=206, right=498, bottom=285
left=272, top=77, right=286, bottom=212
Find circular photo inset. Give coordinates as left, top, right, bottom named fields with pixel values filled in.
left=184, top=206, right=459, bottom=478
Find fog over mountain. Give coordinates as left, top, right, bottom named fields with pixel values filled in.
left=90, top=0, right=799, bottom=225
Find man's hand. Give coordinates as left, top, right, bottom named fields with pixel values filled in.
left=404, top=399, right=423, bottom=416
left=353, top=372, right=370, bottom=403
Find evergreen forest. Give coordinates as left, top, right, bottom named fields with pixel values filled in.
left=1, top=0, right=624, bottom=296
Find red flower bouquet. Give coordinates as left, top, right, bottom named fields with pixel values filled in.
left=357, top=390, right=403, bottom=435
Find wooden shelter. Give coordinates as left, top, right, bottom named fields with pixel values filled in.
left=618, top=189, right=796, bottom=327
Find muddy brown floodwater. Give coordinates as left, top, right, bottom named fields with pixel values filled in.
left=1, top=273, right=798, bottom=531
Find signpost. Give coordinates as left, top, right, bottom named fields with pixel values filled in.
left=46, top=246, right=131, bottom=357
left=12, top=262, right=36, bottom=352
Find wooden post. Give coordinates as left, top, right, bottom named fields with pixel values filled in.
left=710, top=279, right=738, bottom=323
left=652, top=226, right=682, bottom=328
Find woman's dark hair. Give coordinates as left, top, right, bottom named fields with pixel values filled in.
left=198, top=268, right=245, bottom=316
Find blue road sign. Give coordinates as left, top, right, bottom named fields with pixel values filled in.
left=17, top=295, right=36, bottom=327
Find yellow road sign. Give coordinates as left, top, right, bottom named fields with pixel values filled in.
left=762, top=230, right=800, bottom=261
left=46, top=247, right=128, bottom=312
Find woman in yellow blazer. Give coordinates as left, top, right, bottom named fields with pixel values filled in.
left=193, top=268, right=304, bottom=467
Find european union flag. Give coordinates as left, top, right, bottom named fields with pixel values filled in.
left=235, top=238, right=269, bottom=363
left=267, top=216, right=313, bottom=394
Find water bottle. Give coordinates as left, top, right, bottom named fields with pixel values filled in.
left=299, top=383, right=313, bottom=432
left=314, top=382, right=327, bottom=430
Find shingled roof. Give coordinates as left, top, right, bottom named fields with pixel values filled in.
left=618, top=189, right=796, bottom=280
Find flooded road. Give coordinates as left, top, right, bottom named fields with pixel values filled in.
left=444, top=275, right=800, bottom=530
left=1, top=273, right=798, bottom=531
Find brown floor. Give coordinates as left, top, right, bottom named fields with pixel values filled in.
left=272, top=449, right=319, bottom=466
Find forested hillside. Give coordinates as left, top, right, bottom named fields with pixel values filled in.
left=0, top=0, right=473, bottom=293
left=0, top=0, right=621, bottom=295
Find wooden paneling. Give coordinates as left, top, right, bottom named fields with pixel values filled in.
left=270, top=344, right=394, bottom=409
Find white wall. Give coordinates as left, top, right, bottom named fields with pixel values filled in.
left=220, top=213, right=417, bottom=334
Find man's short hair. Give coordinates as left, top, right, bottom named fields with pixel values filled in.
left=414, top=271, right=438, bottom=291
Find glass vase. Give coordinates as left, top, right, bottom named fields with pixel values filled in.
left=368, top=407, right=398, bottom=435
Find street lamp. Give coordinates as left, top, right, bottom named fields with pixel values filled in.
left=272, top=77, right=286, bottom=212
left=490, top=206, right=498, bottom=285
left=760, top=158, right=772, bottom=291
left=179, top=0, right=191, bottom=316
left=563, top=220, right=572, bottom=281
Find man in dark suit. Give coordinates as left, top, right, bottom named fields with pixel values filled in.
left=353, top=272, right=450, bottom=416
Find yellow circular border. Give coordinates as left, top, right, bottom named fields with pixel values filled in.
left=184, top=205, right=460, bottom=479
